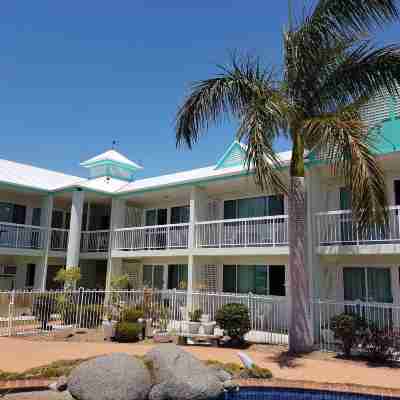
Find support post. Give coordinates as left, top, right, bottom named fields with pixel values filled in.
left=38, top=194, right=54, bottom=291
left=66, top=189, right=85, bottom=269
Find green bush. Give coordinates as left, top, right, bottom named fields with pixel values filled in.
left=330, top=313, right=366, bottom=357
left=360, top=326, right=399, bottom=363
left=121, top=307, right=144, bottom=323
left=242, top=365, right=273, bottom=379
left=216, top=303, right=251, bottom=344
left=57, top=297, right=103, bottom=328
left=115, top=322, right=142, bottom=343
left=32, top=294, right=58, bottom=329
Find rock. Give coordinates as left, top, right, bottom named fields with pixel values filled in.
left=145, top=344, right=224, bottom=400
left=67, top=353, right=151, bottom=400
left=49, top=376, right=68, bottom=392
left=214, top=369, right=232, bottom=382
left=223, top=380, right=238, bottom=391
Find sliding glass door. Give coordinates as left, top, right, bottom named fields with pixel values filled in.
left=343, top=267, right=393, bottom=328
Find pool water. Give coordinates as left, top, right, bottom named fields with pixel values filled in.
left=225, top=387, right=398, bottom=400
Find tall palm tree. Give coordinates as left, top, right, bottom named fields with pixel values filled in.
left=175, top=0, right=400, bottom=353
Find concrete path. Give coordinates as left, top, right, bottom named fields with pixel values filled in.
left=0, top=338, right=399, bottom=390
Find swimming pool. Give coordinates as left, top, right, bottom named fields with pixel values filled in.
left=225, top=387, right=398, bottom=400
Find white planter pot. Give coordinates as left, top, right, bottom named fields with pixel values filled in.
left=201, top=322, right=216, bottom=335
left=188, top=321, right=201, bottom=334
left=103, top=320, right=117, bottom=340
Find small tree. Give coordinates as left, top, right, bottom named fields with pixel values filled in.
left=54, top=267, right=81, bottom=290
left=216, top=303, right=251, bottom=346
left=110, top=274, right=130, bottom=289
left=330, top=313, right=366, bottom=357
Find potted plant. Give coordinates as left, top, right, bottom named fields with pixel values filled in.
left=54, top=266, right=81, bottom=290
left=188, top=308, right=202, bottom=334
left=103, top=313, right=117, bottom=340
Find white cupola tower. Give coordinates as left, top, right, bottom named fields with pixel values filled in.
left=80, top=150, right=143, bottom=182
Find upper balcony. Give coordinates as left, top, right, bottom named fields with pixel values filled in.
left=111, top=214, right=289, bottom=256
left=194, top=215, right=288, bottom=255
left=0, top=222, right=47, bottom=254
left=316, top=207, right=400, bottom=254
left=113, top=223, right=189, bottom=253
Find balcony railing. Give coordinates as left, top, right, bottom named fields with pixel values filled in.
left=0, top=222, right=46, bottom=250
left=113, top=223, right=189, bottom=251
left=50, top=228, right=69, bottom=251
left=81, top=230, right=110, bottom=252
left=195, top=215, right=288, bottom=248
left=316, top=207, right=400, bottom=246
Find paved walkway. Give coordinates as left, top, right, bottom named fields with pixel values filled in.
left=1, top=338, right=399, bottom=390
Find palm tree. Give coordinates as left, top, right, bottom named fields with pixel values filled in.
left=175, top=0, right=400, bottom=353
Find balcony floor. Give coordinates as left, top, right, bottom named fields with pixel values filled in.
left=317, top=242, right=400, bottom=255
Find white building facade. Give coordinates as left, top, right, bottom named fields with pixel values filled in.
left=0, top=94, right=399, bottom=316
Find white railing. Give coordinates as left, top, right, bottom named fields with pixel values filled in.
left=0, top=222, right=46, bottom=250
left=195, top=215, right=288, bottom=248
left=314, top=299, right=400, bottom=352
left=81, top=230, right=110, bottom=252
left=316, top=207, right=400, bottom=246
left=0, top=289, right=287, bottom=345
left=113, top=223, right=189, bottom=251
left=50, top=228, right=69, bottom=251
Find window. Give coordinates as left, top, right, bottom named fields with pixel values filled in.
left=143, top=265, right=164, bottom=289
left=51, top=210, right=64, bottom=229
left=25, top=264, right=36, bottom=287
left=224, top=195, right=284, bottom=219
left=168, top=264, right=188, bottom=289
left=145, top=209, right=167, bottom=226
left=170, top=206, right=189, bottom=224
left=223, top=265, right=285, bottom=296
left=0, top=203, right=26, bottom=224
left=343, top=267, right=392, bottom=303
left=32, top=208, right=41, bottom=226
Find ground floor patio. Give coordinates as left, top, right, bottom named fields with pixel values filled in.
left=0, top=337, right=399, bottom=390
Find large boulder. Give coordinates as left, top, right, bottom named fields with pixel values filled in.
left=68, top=353, right=151, bottom=400
left=145, top=344, right=224, bottom=400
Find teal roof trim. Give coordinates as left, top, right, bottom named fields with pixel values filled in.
left=215, top=141, right=246, bottom=170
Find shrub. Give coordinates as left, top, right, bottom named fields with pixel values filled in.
left=360, top=326, right=399, bottom=363
left=32, top=294, right=58, bottom=329
left=330, top=313, right=366, bottom=357
left=216, top=303, right=251, bottom=344
left=121, top=307, right=144, bottom=323
left=115, top=322, right=142, bottom=343
left=189, top=309, right=202, bottom=322
left=242, top=365, right=273, bottom=379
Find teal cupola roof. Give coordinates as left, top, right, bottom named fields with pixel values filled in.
left=81, top=150, right=143, bottom=182
left=215, top=140, right=246, bottom=169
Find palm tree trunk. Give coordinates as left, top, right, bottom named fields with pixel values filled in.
left=288, top=130, right=313, bottom=353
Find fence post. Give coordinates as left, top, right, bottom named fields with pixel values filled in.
left=8, top=290, right=15, bottom=337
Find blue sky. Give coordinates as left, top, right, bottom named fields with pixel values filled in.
left=0, top=2, right=399, bottom=179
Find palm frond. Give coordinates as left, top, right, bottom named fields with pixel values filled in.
left=319, top=42, right=400, bottom=109
left=175, top=57, right=284, bottom=149
left=303, top=108, right=388, bottom=229
left=312, top=0, right=399, bottom=37
left=237, top=99, right=288, bottom=194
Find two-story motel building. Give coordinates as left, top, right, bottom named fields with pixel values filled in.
left=1, top=93, right=400, bottom=310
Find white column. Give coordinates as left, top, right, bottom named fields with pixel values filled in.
left=163, top=264, right=168, bottom=290
left=66, top=190, right=84, bottom=269
left=187, top=255, right=194, bottom=311
left=38, top=194, right=54, bottom=290
left=105, top=198, right=126, bottom=289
